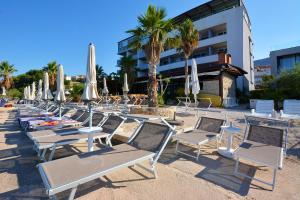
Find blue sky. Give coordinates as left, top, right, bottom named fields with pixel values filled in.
left=0, top=0, right=299, bottom=76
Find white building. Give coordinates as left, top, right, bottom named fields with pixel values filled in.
left=118, top=0, right=254, bottom=97
left=253, top=65, right=272, bottom=88
left=64, top=75, right=71, bottom=81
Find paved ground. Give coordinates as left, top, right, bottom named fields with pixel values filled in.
left=0, top=107, right=299, bottom=200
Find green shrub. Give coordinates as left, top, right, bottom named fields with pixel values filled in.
left=7, top=88, right=22, bottom=99
left=70, top=83, right=84, bottom=102
left=157, top=93, right=164, bottom=106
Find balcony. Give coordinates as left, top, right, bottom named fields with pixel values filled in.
left=157, top=54, right=218, bottom=73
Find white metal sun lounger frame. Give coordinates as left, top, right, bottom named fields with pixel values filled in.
left=27, top=112, right=106, bottom=140
left=37, top=120, right=176, bottom=199
left=35, top=114, right=126, bottom=161
left=174, top=116, right=226, bottom=161
left=280, top=99, right=300, bottom=119
left=251, top=100, right=275, bottom=118
left=233, top=122, right=288, bottom=190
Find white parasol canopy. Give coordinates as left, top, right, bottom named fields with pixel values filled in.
left=1, top=86, right=6, bottom=96
left=36, top=79, right=43, bottom=101
left=42, top=72, right=53, bottom=100
left=31, top=82, right=36, bottom=100
left=191, top=59, right=200, bottom=103
left=123, top=73, right=129, bottom=92
left=82, top=43, right=100, bottom=101
left=55, top=64, right=66, bottom=102
left=102, top=77, right=109, bottom=94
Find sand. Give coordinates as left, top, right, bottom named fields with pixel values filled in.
left=0, top=107, right=299, bottom=200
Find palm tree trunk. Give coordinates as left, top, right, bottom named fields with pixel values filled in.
left=184, top=58, right=189, bottom=80
left=148, top=64, right=158, bottom=107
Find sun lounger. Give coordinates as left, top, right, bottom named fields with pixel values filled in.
left=251, top=100, right=275, bottom=118
left=27, top=110, right=96, bottom=139
left=173, top=116, right=225, bottom=161
left=37, top=120, right=175, bottom=200
left=233, top=124, right=287, bottom=190
left=33, top=114, right=126, bottom=161
left=280, top=99, right=300, bottom=119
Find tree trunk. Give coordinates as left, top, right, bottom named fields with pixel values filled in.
left=184, top=58, right=189, bottom=80
left=4, top=75, right=11, bottom=89
left=148, top=64, right=158, bottom=107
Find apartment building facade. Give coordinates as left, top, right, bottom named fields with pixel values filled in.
left=254, top=46, right=300, bottom=78
left=118, top=0, right=254, bottom=97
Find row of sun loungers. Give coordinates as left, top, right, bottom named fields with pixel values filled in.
left=15, top=100, right=292, bottom=199
left=251, top=99, right=300, bottom=119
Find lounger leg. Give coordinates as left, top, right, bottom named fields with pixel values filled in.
left=41, top=149, right=47, bottom=161
left=48, top=146, right=56, bottom=161
left=149, top=158, right=157, bottom=178
left=175, top=140, right=179, bottom=155
left=68, top=187, right=78, bottom=200
left=234, top=158, right=239, bottom=174
left=196, top=145, right=201, bottom=161
left=279, top=149, right=284, bottom=169
left=272, top=169, right=277, bottom=191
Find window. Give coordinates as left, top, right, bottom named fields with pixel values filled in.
left=277, top=53, right=300, bottom=73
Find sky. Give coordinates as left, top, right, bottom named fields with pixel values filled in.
left=0, top=0, right=300, bottom=76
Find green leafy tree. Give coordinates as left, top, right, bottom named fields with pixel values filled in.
left=127, top=5, right=173, bottom=107
left=12, top=69, right=43, bottom=90
left=70, top=83, right=84, bottom=102
left=118, top=55, right=136, bottom=89
left=7, top=88, right=22, bottom=99
left=43, top=61, right=57, bottom=90
left=0, top=61, right=17, bottom=89
left=174, top=18, right=199, bottom=80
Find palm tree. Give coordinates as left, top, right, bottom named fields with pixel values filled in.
left=43, top=61, right=57, bottom=90
left=127, top=5, right=173, bottom=107
left=175, top=18, right=199, bottom=80
left=0, top=61, right=17, bottom=89
left=119, top=55, right=136, bottom=89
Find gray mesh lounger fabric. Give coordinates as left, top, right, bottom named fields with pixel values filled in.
left=37, top=121, right=174, bottom=199
left=233, top=124, right=286, bottom=190
left=196, top=117, right=224, bottom=133
left=173, top=130, right=219, bottom=145
left=234, top=140, right=281, bottom=168
left=27, top=111, right=90, bottom=140
left=173, top=117, right=225, bottom=160
left=34, top=132, right=110, bottom=149
left=27, top=127, right=81, bottom=140
left=83, top=113, right=105, bottom=127
left=34, top=115, right=125, bottom=161
left=70, top=110, right=85, bottom=120
left=40, top=144, right=154, bottom=189
left=129, top=122, right=170, bottom=153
